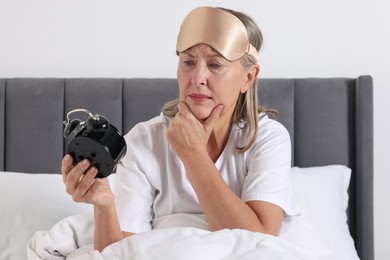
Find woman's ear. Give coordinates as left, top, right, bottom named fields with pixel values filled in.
left=240, top=64, right=260, bottom=93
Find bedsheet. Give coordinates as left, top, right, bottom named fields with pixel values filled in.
left=27, top=213, right=336, bottom=260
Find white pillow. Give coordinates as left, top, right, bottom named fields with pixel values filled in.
left=0, top=172, right=93, bottom=260
left=290, top=165, right=359, bottom=260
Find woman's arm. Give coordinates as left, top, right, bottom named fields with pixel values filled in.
left=166, top=103, right=284, bottom=235
left=61, top=154, right=133, bottom=251
left=94, top=204, right=134, bottom=251
left=181, top=151, right=283, bottom=235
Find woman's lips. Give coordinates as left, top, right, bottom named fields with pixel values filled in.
left=189, top=93, right=211, bottom=102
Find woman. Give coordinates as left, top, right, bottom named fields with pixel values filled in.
left=61, top=6, right=298, bottom=252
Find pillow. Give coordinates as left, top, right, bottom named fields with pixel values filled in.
left=0, top=172, right=95, bottom=260
left=290, top=165, right=359, bottom=260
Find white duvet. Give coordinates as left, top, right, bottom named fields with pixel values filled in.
left=27, top=213, right=336, bottom=260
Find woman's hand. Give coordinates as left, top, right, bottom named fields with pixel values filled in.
left=61, top=154, right=114, bottom=208
left=166, top=101, right=223, bottom=162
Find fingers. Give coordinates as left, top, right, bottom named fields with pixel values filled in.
left=203, top=104, right=224, bottom=131
left=70, top=166, right=98, bottom=202
left=172, top=101, right=197, bottom=127
left=62, top=155, right=98, bottom=202
left=61, top=154, right=73, bottom=183
left=177, top=101, right=223, bottom=122
left=177, top=101, right=192, bottom=118
left=175, top=101, right=224, bottom=133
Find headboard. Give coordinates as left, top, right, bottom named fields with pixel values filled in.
left=0, top=76, right=373, bottom=259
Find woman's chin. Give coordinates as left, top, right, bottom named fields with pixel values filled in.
left=191, top=109, right=212, bottom=121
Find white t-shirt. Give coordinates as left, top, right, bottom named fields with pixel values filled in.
left=115, top=113, right=299, bottom=233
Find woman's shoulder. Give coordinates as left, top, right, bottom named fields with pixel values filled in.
left=234, top=112, right=287, bottom=133
left=240, top=113, right=291, bottom=159
left=258, top=113, right=289, bottom=135
left=232, top=113, right=290, bottom=152
left=255, top=113, right=291, bottom=147
left=253, top=113, right=291, bottom=147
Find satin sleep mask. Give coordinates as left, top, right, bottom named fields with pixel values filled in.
left=176, top=6, right=258, bottom=62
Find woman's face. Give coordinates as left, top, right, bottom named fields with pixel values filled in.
left=177, top=44, right=254, bottom=122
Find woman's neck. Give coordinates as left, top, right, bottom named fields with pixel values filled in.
left=207, top=116, right=233, bottom=163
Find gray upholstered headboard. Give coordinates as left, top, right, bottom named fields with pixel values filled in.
left=0, top=76, right=373, bottom=259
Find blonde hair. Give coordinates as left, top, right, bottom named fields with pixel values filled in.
left=162, top=7, right=275, bottom=153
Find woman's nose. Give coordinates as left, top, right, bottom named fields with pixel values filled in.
left=191, top=64, right=208, bottom=86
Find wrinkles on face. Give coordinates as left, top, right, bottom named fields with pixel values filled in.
left=177, top=44, right=248, bottom=122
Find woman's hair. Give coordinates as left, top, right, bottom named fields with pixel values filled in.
left=162, top=7, right=275, bottom=153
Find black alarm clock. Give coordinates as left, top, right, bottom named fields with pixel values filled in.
left=63, top=108, right=127, bottom=178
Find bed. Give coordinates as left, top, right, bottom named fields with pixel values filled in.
left=0, top=76, right=373, bottom=259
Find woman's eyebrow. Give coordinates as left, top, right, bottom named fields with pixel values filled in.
left=207, top=53, right=222, bottom=58
left=182, top=51, right=195, bottom=58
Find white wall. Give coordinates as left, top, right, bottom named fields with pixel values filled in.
left=1, top=0, right=388, bottom=258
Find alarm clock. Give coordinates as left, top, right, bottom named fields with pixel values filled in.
left=63, top=108, right=126, bottom=178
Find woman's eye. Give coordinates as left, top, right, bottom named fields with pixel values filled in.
left=183, top=60, right=194, bottom=66
left=209, top=63, right=222, bottom=69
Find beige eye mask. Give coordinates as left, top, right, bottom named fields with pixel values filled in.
left=176, top=6, right=258, bottom=62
